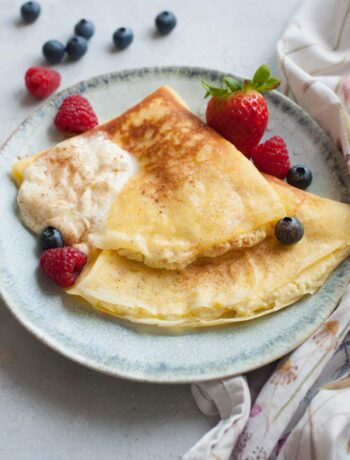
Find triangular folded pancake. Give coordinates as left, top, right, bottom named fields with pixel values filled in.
left=69, top=176, right=350, bottom=327
left=13, top=87, right=285, bottom=270
left=93, top=87, right=285, bottom=269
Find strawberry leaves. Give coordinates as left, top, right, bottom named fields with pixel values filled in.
left=202, top=64, right=280, bottom=98
left=202, top=80, right=231, bottom=98
left=251, top=65, right=280, bottom=92
left=222, top=77, right=241, bottom=92
left=252, top=64, right=271, bottom=88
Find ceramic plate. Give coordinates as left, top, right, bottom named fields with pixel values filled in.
left=1, top=66, right=350, bottom=383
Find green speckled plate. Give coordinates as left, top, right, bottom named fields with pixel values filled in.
left=1, top=67, right=350, bottom=383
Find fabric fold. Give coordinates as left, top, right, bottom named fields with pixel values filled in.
left=182, top=377, right=250, bottom=460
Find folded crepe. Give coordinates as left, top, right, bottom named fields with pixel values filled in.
left=69, top=176, right=350, bottom=327
left=13, top=87, right=285, bottom=270
left=91, top=87, right=287, bottom=269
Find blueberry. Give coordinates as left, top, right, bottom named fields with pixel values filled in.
left=275, top=217, right=304, bottom=245
left=74, top=19, right=95, bottom=40
left=287, top=165, right=313, bottom=190
left=113, top=27, right=133, bottom=50
left=155, top=11, right=177, bottom=35
left=66, top=36, right=88, bottom=60
left=39, top=226, right=64, bottom=250
left=42, top=40, right=66, bottom=64
left=21, top=1, right=41, bottom=23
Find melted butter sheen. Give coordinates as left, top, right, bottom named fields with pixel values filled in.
left=17, top=133, right=138, bottom=248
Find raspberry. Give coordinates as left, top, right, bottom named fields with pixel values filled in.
left=25, top=66, right=61, bottom=99
left=54, top=95, right=98, bottom=134
left=40, top=247, right=87, bottom=288
left=251, top=136, right=291, bottom=179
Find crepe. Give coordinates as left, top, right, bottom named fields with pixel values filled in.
left=13, top=86, right=287, bottom=270
left=13, top=87, right=285, bottom=269
left=69, top=176, right=350, bottom=327
left=94, top=87, right=287, bottom=269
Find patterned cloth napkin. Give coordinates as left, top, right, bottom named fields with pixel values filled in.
left=183, top=0, right=350, bottom=458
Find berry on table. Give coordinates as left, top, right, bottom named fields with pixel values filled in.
left=275, top=217, right=304, bottom=245
left=40, top=247, right=87, bottom=288
left=155, top=11, right=177, bottom=35
left=42, top=40, right=66, bottom=64
left=74, top=19, right=95, bottom=40
left=54, top=94, right=98, bottom=134
left=251, top=135, right=291, bottom=179
left=66, top=36, right=88, bottom=60
left=203, top=65, right=280, bottom=157
left=113, top=27, right=134, bottom=50
left=25, top=66, right=61, bottom=99
left=287, top=165, right=313, bottom=189
left=39, top=226, right=64, bottom=250
left=20, top=1, right=41, bottom=23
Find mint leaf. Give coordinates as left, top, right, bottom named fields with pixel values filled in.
left=223, top=77, right=242, bottom=92
left=252, top=64, right=271, bottom=89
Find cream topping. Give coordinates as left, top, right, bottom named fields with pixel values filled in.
left=17, top=133, right=138, bottom=251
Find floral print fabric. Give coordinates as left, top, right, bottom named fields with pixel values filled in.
left=278, top=382, right=350, bottom=459
left=277, top=0, right=350, bottom=160
left=232, top=286, right=350, bottom=459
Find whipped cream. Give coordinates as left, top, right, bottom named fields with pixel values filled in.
left=18, top=133, right=138, bottom=252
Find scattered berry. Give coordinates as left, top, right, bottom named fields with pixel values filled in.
left=113, top=27, right=133, bottom=50
left=251, top=135, right=291, bottom=179
left=74, top=19, right=95, bottom=40
left=39, top=226, right=64, bottom=250
left=287, top=165, right=313, bottom=190
left=25, top=66, right=61, bottom=99
left=275, top=217, right=304, bottom=245
left=20, top=1, right=41, bottom=23
left=203, top=65, right=279, bottom=157
left=54, top=94, right=98, bottom=133
left=155, top=11, right=177, bottom=35
left=66, top=36, right=88, bottom=60
left=43, top=40, right=66, bottom=64
left=40, top=247, right=87, bottom=288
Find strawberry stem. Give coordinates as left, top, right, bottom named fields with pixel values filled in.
left=202, top=64, right=280, bottom=98
left=242, top=80, right=251, bottom=92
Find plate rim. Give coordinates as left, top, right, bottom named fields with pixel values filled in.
left=0, top=65, right=348, bottom=383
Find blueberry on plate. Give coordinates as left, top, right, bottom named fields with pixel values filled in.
left=287, top=165, right=313, bottom=190
left=113, top=27, right=133, bottom=50
left=275, top=217, right=304, bottom=245
left=66, top=36, right=88, bottom=60
left=42, top=40, right=66, bottom=64
left=155, top=11, right=177, bottom=35
left=74, top=19, right=95, bottom=40
left=21, top=1, right=41, bottom=23
left=39, top=226, right=64, bottom=250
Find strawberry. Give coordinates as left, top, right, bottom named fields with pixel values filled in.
left=202, top=65, right=280, bottom=157
left=251, top=136, right=291, bottom=179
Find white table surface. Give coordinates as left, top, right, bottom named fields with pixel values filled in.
left=0, top=0, right=301, bottom=458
